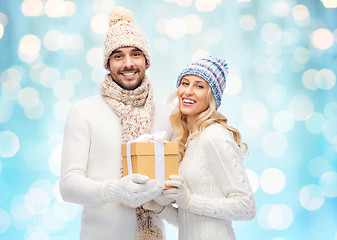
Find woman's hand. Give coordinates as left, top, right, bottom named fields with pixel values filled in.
left=164, top=175, right=191, bottom=210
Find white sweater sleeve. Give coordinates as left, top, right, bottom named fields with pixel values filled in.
left=188, top=127, right=256, bottom=221
left=59, top=105, right=114, bottom=206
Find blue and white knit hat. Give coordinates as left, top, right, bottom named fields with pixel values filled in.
left=176, top=56, right=228, bottom=109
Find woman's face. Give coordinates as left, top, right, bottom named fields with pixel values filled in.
left=177, top=75, right=210, bottom=123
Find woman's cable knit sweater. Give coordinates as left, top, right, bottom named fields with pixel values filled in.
left=158, top=123, right=256, bottom=240
left=60, top=95, right=173, bottom=240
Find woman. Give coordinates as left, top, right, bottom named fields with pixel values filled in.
left=144, top=56, right=256, bottom=239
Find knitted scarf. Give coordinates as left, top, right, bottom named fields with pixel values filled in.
left=101, top=74, right=163, bottom=240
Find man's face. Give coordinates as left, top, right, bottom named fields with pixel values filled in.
left=108, top=47, right=148, bottom=90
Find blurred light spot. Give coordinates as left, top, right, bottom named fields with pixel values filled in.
left=292, top=4, right=310, bottom=26
left=320, top=171, right=337, bottom=197
left=195, top=0, right=221, bottom=12
left=92, top=0, right=113, bottom=14
left=40, top=67, right=61, bottom=88
left=315, top=69, right=336, bottom=90
left=305, top=112, right=326, bottom=134
left=246, top=169, right=259, bottom=193
left=42, top=209, right=66, bottom=231
left=281, top=28, right=300, bottom=47
left=21, top=0, right=44, bottom=16
left=31, top=180, right=54, bottom=197
left=302, top=69, right=319, bottom=90
left=183, top=14, right=202, bottom=35
left=44, top=30, right=64, bottom=51
left=294, top=47, right=310, bottom=64
left=1, top=79, right=22, bottom=100
left=311, top=28, right=334, bottom=50
left=0, top=208, right=10, bottom=233
left=25, top=230, right=50, bottom=240
left=0, top=23, right=3, bottom=39
left=240, top=15, right=256, bottom=31
left=24, top=100, right=45, bottom=119
left=254, top=56, right=268, bottom=73
left=258, top=204, right=274, bottom=229
left=65, top=68, right=82, bottom=84
left=45, top=0, right=75, bottom=18
left=18, top=87, right=40, bottom=109
left=0, top=180, right=9, bottom=204
left=155, top=18, right=167, bottom=35
left=0, top=12, right=8, bottom=26
left=261, top=23, right=282, bottom=44
left=224, top=72, right=242, bottom=95
left=0, top=98, right=13, bottom=123
left=153, top=37, right=169, bottom=54
left=91, top=14, right=108, bottom=35
left=266, top=84, right=287, bottom=108
left=91, top=67, right=106, bottom=84
left=48, top=144, right=62, bottom=176
left=10, top=195, right=33, bottom=230
left=324, top=102, right=337, bottom=118
left=191, top=50, right=210, bottom=61
left=53, top=100, right=72, bottom=122
left=25, top=188, right=51, bottom=215
left=53, top=200, right=80, bottom=221
left=63, top=34, right=83, bottom=50
left=242, top=101, right=268, bottom=127
left=86, top=47, right=103, bottom=68
left=206, top=28, right=222, bottom=45
left=321, top=0, right=337, bottom=8
left=322, top=118, right=337, bottom=144
left=262, top=132, right=288, bottom=158
left=0, top=131, right=20, bottom=158
left=18, top=34, right=41, bottom=63
left=260, top=168, right=286, bottom=194
left=299, top=184, right=324, bottom=210
left=268, top=204, right=293, bottom=230
left=63, top=1, right=76, bottom=16
left=53, top=80, right=74, bottom=100
left=273, top=111, right=294, bottom=132
left=165, top=18, right=185, bottom=39
left=289, top=95, right=314, bottom=121
left=273, top=1, right=290, bottom=17
left=308, top=157, right=333, bottom=178
left=176, top=0, right=193, bottom=7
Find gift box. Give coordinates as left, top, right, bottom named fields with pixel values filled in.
left=121, top=141, right=179, bottom=189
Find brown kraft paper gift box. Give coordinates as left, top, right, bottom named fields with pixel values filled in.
left=121, top=142, right=178, bottom=189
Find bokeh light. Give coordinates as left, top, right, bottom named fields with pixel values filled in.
left=1, top=1, right=337, bottom=239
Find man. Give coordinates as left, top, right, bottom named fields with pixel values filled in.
left=59, top=6, right=172, bottom=240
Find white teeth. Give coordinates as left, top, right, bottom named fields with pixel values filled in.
left=123, top=72, right=135, bottom=76
left=183, top=99, right=195, bottom=104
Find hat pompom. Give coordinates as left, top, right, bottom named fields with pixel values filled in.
left=109, top=6, right=134, bottom=27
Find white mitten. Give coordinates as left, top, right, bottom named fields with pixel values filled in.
left=164, top=175, right=191, bottom=210
left=153, top=192, right=174, bottom=205
left=105, top=174, right=164, bottom=208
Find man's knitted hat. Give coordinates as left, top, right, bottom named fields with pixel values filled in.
left=176, top=56, right=228, bottom=109
left=103, top=7, right=151, bottom=71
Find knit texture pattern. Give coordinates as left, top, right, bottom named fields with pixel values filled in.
left=177, top=56, right=228, bottom=109
left=100, top=74, right=163, bottom=240
left=167, top=124, right=255, bottom=239
left=103, top=7, right=151, bottom=70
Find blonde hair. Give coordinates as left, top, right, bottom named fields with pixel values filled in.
left=169, top=88, right=247, bottom=160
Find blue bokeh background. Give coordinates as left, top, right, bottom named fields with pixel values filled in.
left=1, top=0, right=337, bottom=239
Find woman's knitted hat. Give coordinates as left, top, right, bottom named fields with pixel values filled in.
left=176, top=56, right=228, bottom=109
left=103, top=7, right=151, bottom=71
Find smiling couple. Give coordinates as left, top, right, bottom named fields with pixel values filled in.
left=59, top=6, right=255, bottom=240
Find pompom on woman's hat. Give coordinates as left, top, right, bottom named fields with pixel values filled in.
left=176, top=56, right=228, bottom=109
left=103, top=6, right=151, bottom=71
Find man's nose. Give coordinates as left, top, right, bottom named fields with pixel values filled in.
left=123, top=55, right=134, bottom=68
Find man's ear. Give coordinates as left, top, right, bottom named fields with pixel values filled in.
left=145, top=61, right=149, bottom=69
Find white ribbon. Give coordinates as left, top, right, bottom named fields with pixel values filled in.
left=126, top=131, right=167, bottom=184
